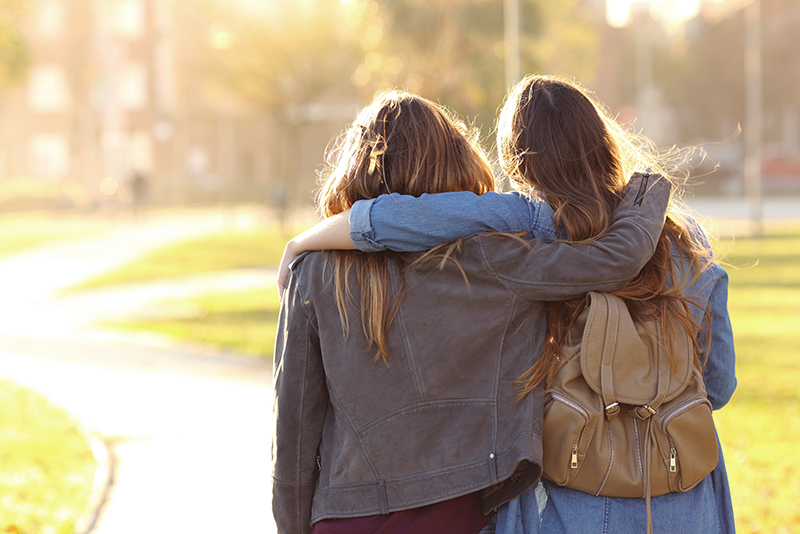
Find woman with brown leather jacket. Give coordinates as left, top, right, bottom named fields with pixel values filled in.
left=271, top=90, right=670, bottom=534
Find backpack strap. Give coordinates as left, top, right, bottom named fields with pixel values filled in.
left=589, top=292, right=673, bottom=534
left=596, top=292, right=623, bottom=421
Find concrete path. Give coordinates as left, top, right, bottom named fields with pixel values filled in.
left=0, top=208, right=279, bottom=533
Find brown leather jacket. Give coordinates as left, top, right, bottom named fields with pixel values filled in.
left=271, top=175, right=670, bottom=534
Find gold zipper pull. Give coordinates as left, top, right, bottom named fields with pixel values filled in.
left=669, top=449, right=677, bottom=473
left=571, top=444, right=579, bottom=469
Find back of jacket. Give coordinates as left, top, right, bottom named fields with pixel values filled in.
left=272, top=239, right=546, bottom=533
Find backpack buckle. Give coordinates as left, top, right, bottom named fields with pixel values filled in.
left=631, top=405, right=657, bottom=420
left=605, top=402, right=620, bottom=421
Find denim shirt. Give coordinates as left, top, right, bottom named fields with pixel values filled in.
left=350, top=190, right=737, bottom=534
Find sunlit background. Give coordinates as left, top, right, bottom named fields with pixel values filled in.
left=0, top=2, right=798, bottom=534
left=0, top=0, right=796, bottom=216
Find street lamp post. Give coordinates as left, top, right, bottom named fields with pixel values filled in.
left=504, top=0, right=521, bottom=87
left=744, top=0, right=763, bottom=237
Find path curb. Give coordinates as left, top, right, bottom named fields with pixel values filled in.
left=74, top=433, right=115, bottom=534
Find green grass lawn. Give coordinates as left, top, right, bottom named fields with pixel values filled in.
left=114, top=287, right=281, bottom=357
left=0, top=380, right=97, bottom=534
left=713, top=224, right=800, bottom=534
left=0, top=213, right=100, bottom=256
left=81, top=219, right=800, bottom=532
left=70, top=226, right=295, bottom=290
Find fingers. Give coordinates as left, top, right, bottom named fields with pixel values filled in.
left=276, top=241, right=297, bottom=301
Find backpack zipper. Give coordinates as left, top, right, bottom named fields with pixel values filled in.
left=548, top=393, right=590, bottom=470
left=549, top=392, right=590, bottom=420
left=571, top=441, right=579, bottom=469
left=661, top=399, right=709, bottom=474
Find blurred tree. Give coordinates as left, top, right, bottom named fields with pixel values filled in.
left=203, top=0, right=600, bottom=135
left=181, top=0, right=367, bottom=209
left=0, top=0, right=30, bottom=87
left=351, top=0, right=599, bottom=136
left=205, top=2, right=363, bottom=110
left=657, top=10, right=745, bottom=142
left=187, top=0, right=601, bottom=201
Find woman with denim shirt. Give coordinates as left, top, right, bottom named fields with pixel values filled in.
left=278, top=76, right=736, bottom=533
left=273, top=90, right=675, bottom=534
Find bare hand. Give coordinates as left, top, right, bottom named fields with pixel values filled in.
left=275, top=210, right=355, bottom=300
left=276, top=239, right=299, bottom=300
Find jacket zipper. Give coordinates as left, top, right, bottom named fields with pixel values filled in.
left=634, top=171, right=651, bottom=206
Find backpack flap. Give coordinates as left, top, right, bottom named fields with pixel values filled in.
left=580, top=292, right=694, bottom=409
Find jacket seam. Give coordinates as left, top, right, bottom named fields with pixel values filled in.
left=396, top=304, right=426, bottom=402
left=326, top=385, right=383, bottom=481
left=359, top=399, right=494, bottom=433
left=490, top=294, right=517, bottom=471
left=294, top=303, right=311, bottom=533
left=476, top=235, right=633, bottom=293
left=319, top=456, right=490, bottom=490
left=629, top=218, right=658, bottom=255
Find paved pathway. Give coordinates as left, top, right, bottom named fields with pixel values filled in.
left=0, top=208, right=279, bottom=533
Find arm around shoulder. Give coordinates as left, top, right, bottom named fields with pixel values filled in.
left=479, top=173, right=672, bottom=301
left=276, top=210, right=354, bottom=299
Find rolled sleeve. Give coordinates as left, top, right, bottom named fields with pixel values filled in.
left=349, top=198, right=386, bottom=252
left=349, top=191, right=539, bottom=252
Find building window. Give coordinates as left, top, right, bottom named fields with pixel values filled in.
left=27, top=65, right=71, bottom=113
left=28, top=134, right=70, bottom=180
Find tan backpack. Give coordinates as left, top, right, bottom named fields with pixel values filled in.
left=541, top=292, right=719, bottom=533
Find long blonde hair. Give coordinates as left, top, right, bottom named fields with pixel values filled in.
left=499, top=75, right=713, bottom=397
left=317, top=90, right=495, bottom=362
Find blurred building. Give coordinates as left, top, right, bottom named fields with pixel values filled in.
left=593, top=0, right=800, bottom=194
left=0, top=0, right=316, bottom=210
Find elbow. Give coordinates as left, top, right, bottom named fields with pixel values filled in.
left=709, top=378, right=737, bottom=411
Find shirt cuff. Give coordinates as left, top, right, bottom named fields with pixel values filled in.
left=349, top=199, right=386, bottom=252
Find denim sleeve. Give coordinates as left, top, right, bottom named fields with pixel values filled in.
left=348, top=191, right=542, bottom=252
left=695, top=263, right=737, bottom=410
left=678, top=219, right=737, bottom=410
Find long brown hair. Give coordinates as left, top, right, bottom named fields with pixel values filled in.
left=317, top=90, right=495, bottom=362
left=499, top=75, right=713, bottom=397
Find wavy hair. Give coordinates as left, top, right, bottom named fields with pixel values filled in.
left=498, top=76, right=714, bottom=397
left=317, top=90, right=495, bottom=362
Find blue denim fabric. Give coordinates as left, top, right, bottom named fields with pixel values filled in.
left=496, top=444, right=734, bottom=534
left=349, top=190, right=737, bottom=534
left=349, top=191, right=556, bottom=253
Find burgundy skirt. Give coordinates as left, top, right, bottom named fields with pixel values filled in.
left=312, top=491, right=491, bottom=534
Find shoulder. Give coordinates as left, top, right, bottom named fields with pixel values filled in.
left=287, top=250, right=336, bottom=291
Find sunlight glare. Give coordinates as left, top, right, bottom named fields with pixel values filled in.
left=607, top=0, right=706, bottom=29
